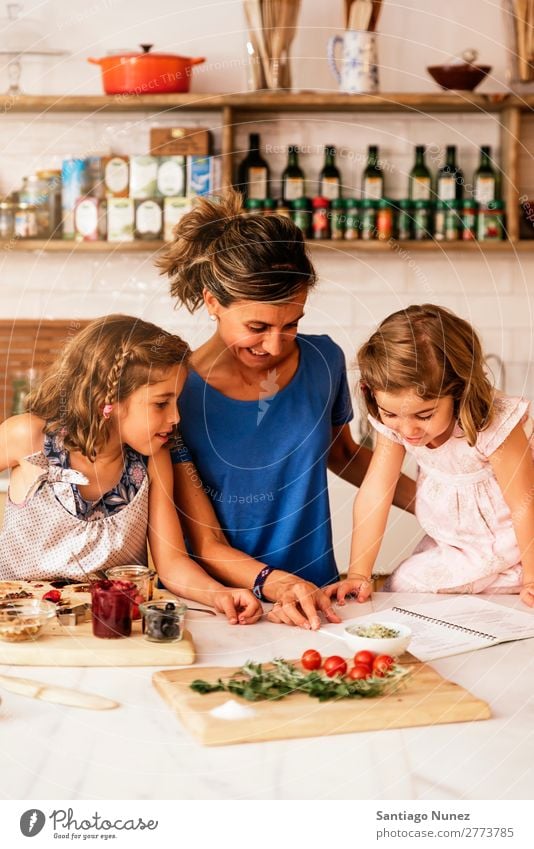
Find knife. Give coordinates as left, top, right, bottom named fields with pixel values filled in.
left=0, top=674, right=119, bottom=710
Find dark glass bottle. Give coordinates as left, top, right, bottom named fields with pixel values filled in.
left=474, top=146, right=497, bottom=205
left=319, top=145, right=341, bottom=200
left=409, top=146, right=432, bottom=201
left=282, top=146, right=305, bottom=202
left=236, top=133, right=270, bottom=201
left=437, top=146, right=464, bottom=201
left=362, top=145, right=383, bottom=200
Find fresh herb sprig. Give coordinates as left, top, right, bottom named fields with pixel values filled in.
left=190, top=658, right=410, bottom=703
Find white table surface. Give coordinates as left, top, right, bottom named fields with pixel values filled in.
left=1, top=592, right=533, bottom=801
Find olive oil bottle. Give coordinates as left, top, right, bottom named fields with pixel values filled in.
left=236, top=133, right=270, bottom=201
left=362, top=145, right=383, bottom=200
left=437, top=145, right=464, bottom=201
left=282, top=146, right=305, bottom=202
left=474, top=145, right=498, bottom=204
left=319, top=145, right=341, bottom=199
left=409, top=146, right=432, bottom=201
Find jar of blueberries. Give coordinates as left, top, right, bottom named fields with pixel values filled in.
left=139, top=599, right=186, bottom=642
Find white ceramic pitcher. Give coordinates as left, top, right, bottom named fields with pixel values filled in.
left=327, top=30, right=379, bottom=94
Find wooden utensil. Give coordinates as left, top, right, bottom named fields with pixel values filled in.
left=368, top=0, right=383, bottom=32
left=0, top=673, right=119, bottom=710
left=349, top=0, right=373, bottom=31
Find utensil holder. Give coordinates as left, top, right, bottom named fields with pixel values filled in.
left=328, top=30, right=379, bottom=94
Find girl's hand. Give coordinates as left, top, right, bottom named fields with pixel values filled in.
left=266, top=579, right=341, bottom=630
left=519, top=583, right=534, bottom=608
left=212, top=589, right=263, bottom=624
left=324, top=574, right=373, bottom=605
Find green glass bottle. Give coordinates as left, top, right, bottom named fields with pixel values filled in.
left=236, top=133, right=270, bottom=201
left=319, top=145, right=341, bottom=200
left=362, top=145, right=383, bottom=200
left=409, top=146, right=432, bottom=201
left=437, top=145, right=464, bottom=201
left=282, top=146, right=305, bottom=202
left=474, top=146, right=497, bottom=205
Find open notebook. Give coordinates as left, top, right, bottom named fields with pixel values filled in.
left=324, top=596, right=534, bottom=662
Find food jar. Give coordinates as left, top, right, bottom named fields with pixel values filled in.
left=434, top=200, right=447, bottom=241
left=104, top=565, right=155, bottom=619
left=413, top=199, right=432, bottom=240
left=0, top=201, right=15, bottom=239
left=262, top=198, right=277, bottom=216
left=376, top=198, right=393, bottom=241
left=139, top=599, right=186, bottom=642
left=396, top=199, right=412, bottom=240
left=244, top=198, right=264, bottom=215
left=19, top=175, right=51, bottom=237
left=329, top=197, right=345, bottom=240
left=14, top=202, right=38, bottom=238
left=461, top=199, right=478, bottom=240
left=344, top=199, right=360, bottom=240
left=90, top=579, right=136, bottom=638
left=360, top=199, right=377, bottom=240
left=275, top=198, right=291, bottom=218
left=36, top=169, right=63, bottom=237
left=444, top=199, right=461, bottom=241
left=312, top=196, right=330, bottom=239
left=291, top=196, right=312, bottom=237
left=477, top=200, right=504, bottom=241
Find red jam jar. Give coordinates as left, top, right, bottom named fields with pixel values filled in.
left=104, top=565, right=155, bottom=619
left=90, top=579, right=136, bottom=639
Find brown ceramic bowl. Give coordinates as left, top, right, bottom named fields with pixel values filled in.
left=427, top=63, right=492, bottom=91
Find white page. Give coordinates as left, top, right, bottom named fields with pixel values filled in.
left=323, top=596, right=534, bottom=662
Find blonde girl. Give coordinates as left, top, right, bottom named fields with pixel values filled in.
left=327, top=304, right=534, bottom=608
left=0, top=314, right=261, bottom=624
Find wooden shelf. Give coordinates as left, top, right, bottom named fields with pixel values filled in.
left=1, top=238, right=526, bottom=254
left=0, top=91, right=509, bottom=115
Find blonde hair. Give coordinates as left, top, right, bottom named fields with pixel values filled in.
left=157, top=188, right=316, bottom=312
left=27, top=314, right=190, bottom=459
left=358, top=304, right=494, bottom=446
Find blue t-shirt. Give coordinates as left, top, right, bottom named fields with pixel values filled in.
left=171, top=334, right=353, bottom=586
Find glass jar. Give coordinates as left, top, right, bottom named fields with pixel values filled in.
left=244, top=198, right=264, bottom=215
left=0, top=201, right=15, bottom=239
left=14, top=202, right=38, bottom=238
left=344, top=199, right=360, bottom=240
left=376, top=198, right=393, bottom=241
left=104, top=565, right=156, bottom=620
left=275, top=198, right=291, bottom=218
left=311, top=196, right=330, bottom=239
left=477, top=200, right=504, bottom=241
left=19, top=175, right=51, bottom=237
left=329, top=197, right=345, bottom=240
left=396, top=199, right=412, bottom=240
left=262, top=198, right=277, bottom=216
left=360, top=199, right=377, bottom=240
left=291, top=196, right=312, bottom=237
left=461, top=199, right=478, bottom=240
left=140, top=599, right=186, bottom=643
left=413, top=199, right=432, bottom=240
left=36, top=169, right=62, bottom=237
left=90, top=579, right=136, bottom=639
left=444, top=200, right=461, bottom=241
left=434, top=200, right=447, bottom=241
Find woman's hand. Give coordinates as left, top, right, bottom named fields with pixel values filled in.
left=519, top=582, right=534, bottom=608
left=324, top=574, right=373, bottom=605
left=266, top=578, right=341, bottom=630
left=211, top=589, right=263, bottom=624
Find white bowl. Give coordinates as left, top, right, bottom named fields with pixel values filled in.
left=342, top=621, right=412, bottom=658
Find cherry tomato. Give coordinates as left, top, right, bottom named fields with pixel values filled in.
left=301, top=649, right=322, bottom=671
left=372, top=654, right=395, bottom=677
left=354, top=650, right=375, bottom=667
left=323, top=655, right=347, bottom=677
left=349, top=663, right=372, bottom=680
left=42, top=590, right=61, bottom=604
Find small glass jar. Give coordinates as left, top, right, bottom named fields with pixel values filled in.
left=396, top=199, right=412, bottom=240
left=90, top=579, right=136, bottom=639
left=19, top=175, right=51, bottom=237
left=477, top=200, right=504, bottom=241
left=434, top=200, right=447, bottom=241
left=262, top=198, right=276, bottom=216
left=311, top=196, right=330, bottom=239
left=461, top=199, right=478, bottom=241
left=344, top=199, right=360, bottom=240
left=291, top=196, right=312, bottom=237
left=329, top=197, right=345, bottom=240
left=0, top=201, right=15, bottom=239
left=14, top=202, right=38, bottom=238
left=444, top=199, right=461, bottom=241
left=413, top=199, right=432, bottom=240
left=105, top=565, right=156, bottom=620
left=244, top=198, right=264, bottom=215
left=360, top=199, right=377, bottom=240
left=376, top=198, right=393, bottom=241
left=140, top=599, right=186, bottom=643
left=275, top=198, right=292, bottom=219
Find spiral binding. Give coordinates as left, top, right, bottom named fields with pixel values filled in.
left=392, top=606, right=495, bottom=641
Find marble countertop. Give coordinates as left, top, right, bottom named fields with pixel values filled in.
left=1, top=592, right=533, bottom=801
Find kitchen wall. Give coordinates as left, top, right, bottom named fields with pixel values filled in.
left=1, top=1, right=532, bottom=571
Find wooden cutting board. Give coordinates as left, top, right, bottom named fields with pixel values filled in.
left=152, top=656, right=491, bottom=746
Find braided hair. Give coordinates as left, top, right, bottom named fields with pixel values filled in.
left=27, top=315, right=190, bottom=459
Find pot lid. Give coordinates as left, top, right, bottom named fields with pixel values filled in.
left=108, top=44, right=195, bottom=60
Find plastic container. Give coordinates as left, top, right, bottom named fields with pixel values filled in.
left=90, top=579, right=136, bottom=639
left=104, top=565, right=155, bottom=619
left=0, top=599, right=56, bottom=642
left=139, top=599, right=186, bottom=642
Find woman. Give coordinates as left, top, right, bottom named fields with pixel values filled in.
left=158, top=190, right=415, bottom=628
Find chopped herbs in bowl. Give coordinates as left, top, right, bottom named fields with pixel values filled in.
left=342, top=621, right=412, bottom=657
left=347, top=624, right=400, bottom=639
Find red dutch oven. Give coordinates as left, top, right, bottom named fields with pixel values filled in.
left=88, top=44, right=206, bottom=95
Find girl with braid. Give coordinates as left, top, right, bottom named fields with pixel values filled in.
left=0, top=314, right=262, bottom=623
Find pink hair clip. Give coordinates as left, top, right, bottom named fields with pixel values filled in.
left=102, top=404, right=113, bottom=419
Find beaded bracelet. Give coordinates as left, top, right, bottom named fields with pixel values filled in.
left=252, top=566, right=274, bottom=602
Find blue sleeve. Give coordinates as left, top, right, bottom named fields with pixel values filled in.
left=331, top=345, right=354, bottom=427
left=170, top=429, right=193, bottom=464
